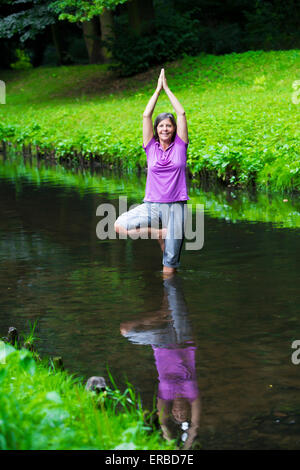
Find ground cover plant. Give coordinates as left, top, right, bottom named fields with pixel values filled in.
left=0, top=341, right=175, bottom=450
left=0, top=50, right=299, bottom=191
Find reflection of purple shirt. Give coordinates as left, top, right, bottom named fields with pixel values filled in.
left=143, top=134, right=189, bottom=203
left=153, top=346, right=198, bottom=402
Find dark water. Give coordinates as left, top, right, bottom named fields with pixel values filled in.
left=0, top=154, right=300, bottom=449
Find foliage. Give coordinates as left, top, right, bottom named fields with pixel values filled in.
left=110, top=7, right=201, bottom=76
left=108, top=0, right=300, bottom=75
left=0, top=344, right=174, bottom=450
left=50, top=0, right=128, bottom=22
left=243, top=0, right=300, bottom=50
left=10, top=49, right=33, bottom=70
left=1, top=0, right=300, bottom=71
left=0, top=0, right=57, bottom=42
left=0, top=1, right=90, bottom=67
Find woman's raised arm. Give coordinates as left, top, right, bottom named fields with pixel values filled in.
left=143, top=70, right=163, bottom=147
left=162, top=69, right=188, bottom=144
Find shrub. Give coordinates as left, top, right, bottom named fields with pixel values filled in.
left=109, top=8, right=201, bottom=76
left=10, top=49, right=33, bottom=70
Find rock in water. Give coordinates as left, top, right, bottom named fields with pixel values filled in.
left=85, top=376, right=107, bottom=393
left=52, top=356, right=64, bottom=371
left=8, top=327, right=19, bottom=346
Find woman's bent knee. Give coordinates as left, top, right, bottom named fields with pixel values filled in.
left=114, top=221, right=128, bottom=235
left=114, top=221, right=122, bottom=234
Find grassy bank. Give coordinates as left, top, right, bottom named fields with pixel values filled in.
left=0, top=342, right=174, bottom=450
left=0, top=50, right=299, bottom=191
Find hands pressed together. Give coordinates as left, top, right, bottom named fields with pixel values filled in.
left=143, top=66, right=187, bottom=143
left=156, top=68, right=169, bottom=93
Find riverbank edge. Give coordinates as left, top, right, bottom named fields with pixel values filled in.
left=2, top=139, right=295, bottom=194
left=0, top=139, right=227, bottom=184
left=0, top=333, right=175, bottom=450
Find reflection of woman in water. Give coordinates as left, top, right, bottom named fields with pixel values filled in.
left=120, top=276, right=200, bottom=449
left=114, top=68, right=189, bottom=277
left=154, top=344, right=200, bottom=448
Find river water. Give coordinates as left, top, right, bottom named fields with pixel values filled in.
left=0, top=152, right=299, bottom=449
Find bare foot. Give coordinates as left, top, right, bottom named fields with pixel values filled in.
left=163, top=266, right=176, bottom=279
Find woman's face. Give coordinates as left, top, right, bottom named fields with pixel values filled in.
left=171, top=397, right=190, bottom=423
left=157, top=118, right=176, bottom=144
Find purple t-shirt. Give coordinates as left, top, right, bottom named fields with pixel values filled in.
left=143, top=134, right=189, bottom=203
left=152, top=346, right=198, bottom=402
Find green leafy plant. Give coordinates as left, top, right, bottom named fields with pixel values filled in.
left=10, top=49, right=33, bottom=70
left=0, top=344, right=175, bottom=450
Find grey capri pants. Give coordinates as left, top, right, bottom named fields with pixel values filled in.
left=115, top=201, right=187, bottom=268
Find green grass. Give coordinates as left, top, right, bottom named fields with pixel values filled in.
left=0, top=343, right=174, bottom=450
left=0, top=50, right=299, bottom=191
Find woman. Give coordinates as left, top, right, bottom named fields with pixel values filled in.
left=114, top=68, right=189, bottom=276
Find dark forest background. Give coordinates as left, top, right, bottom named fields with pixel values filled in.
left=1, top=0, right=299, bottom=75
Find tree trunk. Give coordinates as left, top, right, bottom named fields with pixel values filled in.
left=82, top=17, right=104, bottom=64
left=99, top=8, right=114, bottom=62
left=127, top=0, right=155, bottom=36
left=50, top=23, right=63, bottom=65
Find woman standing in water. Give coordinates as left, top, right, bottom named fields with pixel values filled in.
left=114, top=69, right=189, bottom=275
